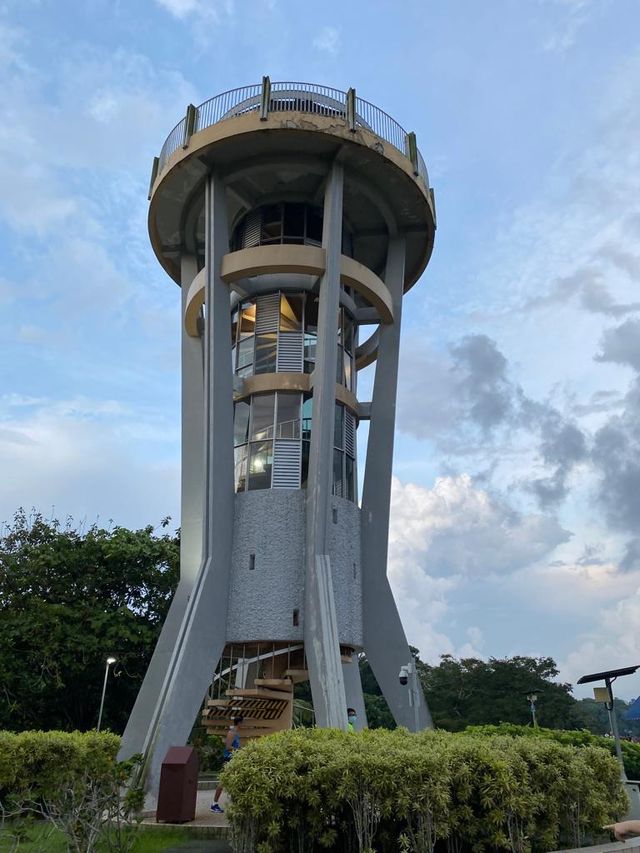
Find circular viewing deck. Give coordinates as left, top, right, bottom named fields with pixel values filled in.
left=156, top=80, right=429, bottom=185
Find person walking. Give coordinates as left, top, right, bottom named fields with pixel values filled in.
left=210, top=715, right=244, bottom=814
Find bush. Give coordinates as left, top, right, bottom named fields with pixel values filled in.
left=0, top=730, right=142, bottom=853
left=463, top=723, right=640, bottom=780
left=220, top=727, right=626, bottom=853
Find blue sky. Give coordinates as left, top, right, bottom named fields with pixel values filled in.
left=2, top=0, right=640, bottom=697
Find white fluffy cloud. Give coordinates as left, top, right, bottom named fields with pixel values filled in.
left=389, top=474, right=570, bottom=578
left=0, top=396, right=179, bottom=529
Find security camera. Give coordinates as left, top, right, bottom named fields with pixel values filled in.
left=399, top=665, right=409, bottom=686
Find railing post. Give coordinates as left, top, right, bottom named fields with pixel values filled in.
left=260, top=76, right=271, bottom=121
left=183, top=104, right=197, bottom=149
left=346, top=87, right=356, bottom=132
left=406, top=131, right=419, bottom=176
left=147, top=156, right=159, bottom=201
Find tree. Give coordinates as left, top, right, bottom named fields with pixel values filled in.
left=0, top=509, right=179, bottom=733
left=419, top=654, right=583, bottom=731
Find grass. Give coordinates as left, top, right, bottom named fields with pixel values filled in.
left=0, top=821, right=218, bottom=851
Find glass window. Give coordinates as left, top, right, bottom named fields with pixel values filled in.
left=343, top=315, right=355, bottom=354
left=302, top=397, right=313, bottom=442
left=234, top=401, right=250, bottom=447
left=307, top=208, right=323, bottom=244
left=344, top=351, right=352, bottom=392
left=237, top=336, right=254, bottom=370
left=304, top=332, right=316, bottom=373
left=234, top=445, right=248, bottom=493
left=334, top=404, right=344, bottom=449
left=248, top=441, right=273, bottom=490
left=333, top=449, right=343, bottom=497
left=231, top=307, right=239, bottom=346
left=251, top=394, right=275, bottom=441
left=283, top=203, right=305, bottom=240
left=336, top=345, right=345, bottom=384
left=301, top=440, right=310, bottom=489
left=345, top=455, right=355, bottom=502
left=276, top=393, right=301, bottom=440
left=280, top=294, right=303, bottom=332
left=255, top=333, right=277, bottom=374
left=305, top=297, right=318, bottom=334
left=239, top=303, right=256, bottom=338
left=261, top=204, right=282, bottom=244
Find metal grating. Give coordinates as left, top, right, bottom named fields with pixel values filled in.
left=255, top=294, right=280, bottom=333
left=277, top=332, right=303, bottom=372
left=345, top=411, right=356, bottom=458
left=272, top=439, right=302, bottom=489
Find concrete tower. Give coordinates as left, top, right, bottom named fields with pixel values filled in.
left=119, top=79, right=436, bottom=798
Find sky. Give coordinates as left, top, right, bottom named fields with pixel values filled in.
left=1, top=0, right=640, bottom=699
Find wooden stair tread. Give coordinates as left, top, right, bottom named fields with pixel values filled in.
left=254, top=678, right=293, bottom=690
left=226, top=687, right=292, bottom=700
left=283, top=668, right=309, bottom=683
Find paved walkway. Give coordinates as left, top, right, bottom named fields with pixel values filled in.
left=142, top=789, right=230, bottom=830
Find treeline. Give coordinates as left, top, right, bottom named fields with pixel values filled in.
left=1, top=509, right=636, bottom=737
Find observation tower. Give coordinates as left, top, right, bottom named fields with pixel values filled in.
left=119, top=78, right=436, bottom=797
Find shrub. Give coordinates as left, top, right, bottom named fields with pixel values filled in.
left=220, top=727, right=626, bottom=853
left=463, top=723, right=640, bottom=780
left=0, top=730, right=141, bottom=853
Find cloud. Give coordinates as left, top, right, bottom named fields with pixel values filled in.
left=154, top=0, right=232, bottom=22
left=539, top=0, right=595, bottom=54
left=387, top=474, right=571, bottom=662
left=389, top=474, right=570, bottom=578
left=0, top=396, right=179, bottom=528
left=596, top=318, right=640, bottom=372
left=561, top=586, right=640, bottom=693
left=313, top=26, right=340, bottom=55
left=398, top=334, right=587, bottom=507
left=592, top=378, right=640, bottom=531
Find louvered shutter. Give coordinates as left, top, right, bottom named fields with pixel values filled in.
left=277, top=332, right=303, bottom=372
left=255, top=294, right=280, bottom=333
left=272, top=440, right=302, bottom=488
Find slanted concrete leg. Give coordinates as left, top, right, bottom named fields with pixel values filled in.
left=304, top=160, right=348, bottom=730
left=342, top=653, right=368, bottom=730
left=126, top=174, right=235, bottom=802
left=361, top=235, right=432, bottom=732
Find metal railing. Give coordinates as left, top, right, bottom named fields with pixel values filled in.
left=156, top=81, right=429, bottom=187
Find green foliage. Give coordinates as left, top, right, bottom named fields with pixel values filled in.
left=463, top=722, right=640, bottom=781
left=419, top=655, right=582, bottom=732
left=220, top=727, right=626, bottom=853
left=0, top=509, right=179, bottom=733
left=0, top=730, right=121, bottom=802
left=0, top=730, right=143, bottom=852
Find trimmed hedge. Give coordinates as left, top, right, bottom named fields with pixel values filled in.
left=220, top=728, right=627, bottom=853
left=463, top=723, right=640, bottom=780
left=0, top=730, right=121, bottom=802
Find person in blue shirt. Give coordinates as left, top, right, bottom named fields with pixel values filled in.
left=210, top=715, right=244, bottom=814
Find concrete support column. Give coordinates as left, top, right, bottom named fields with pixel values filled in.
left=361, top=236, right=432, bottom=731
left=180, top=254, right=205, bottom=586
left=304, top=160, right=348, bottom=730
left=342, top=653, right=368, bottom=730
left=118, top=255, right=204, bottom=763
left=127, top=174, right=236, bottom=801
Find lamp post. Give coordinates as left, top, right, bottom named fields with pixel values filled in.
left=526, top=692, right=538, bottom=727
left=97, top=656, right=117, bottom=733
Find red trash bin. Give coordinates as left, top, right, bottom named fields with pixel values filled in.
left=156, top=746, right=199, bottom=823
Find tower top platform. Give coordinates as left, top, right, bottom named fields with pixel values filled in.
left=148, top=79, right=436, bottom=289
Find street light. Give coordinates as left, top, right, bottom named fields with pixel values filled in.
left=525, top=692, right=538, bottom=727
left=399, top=658, right=421, bottom=732
left=577, top=665, right=640, bottom=777
left=97, top=656, right=117, bottom=733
